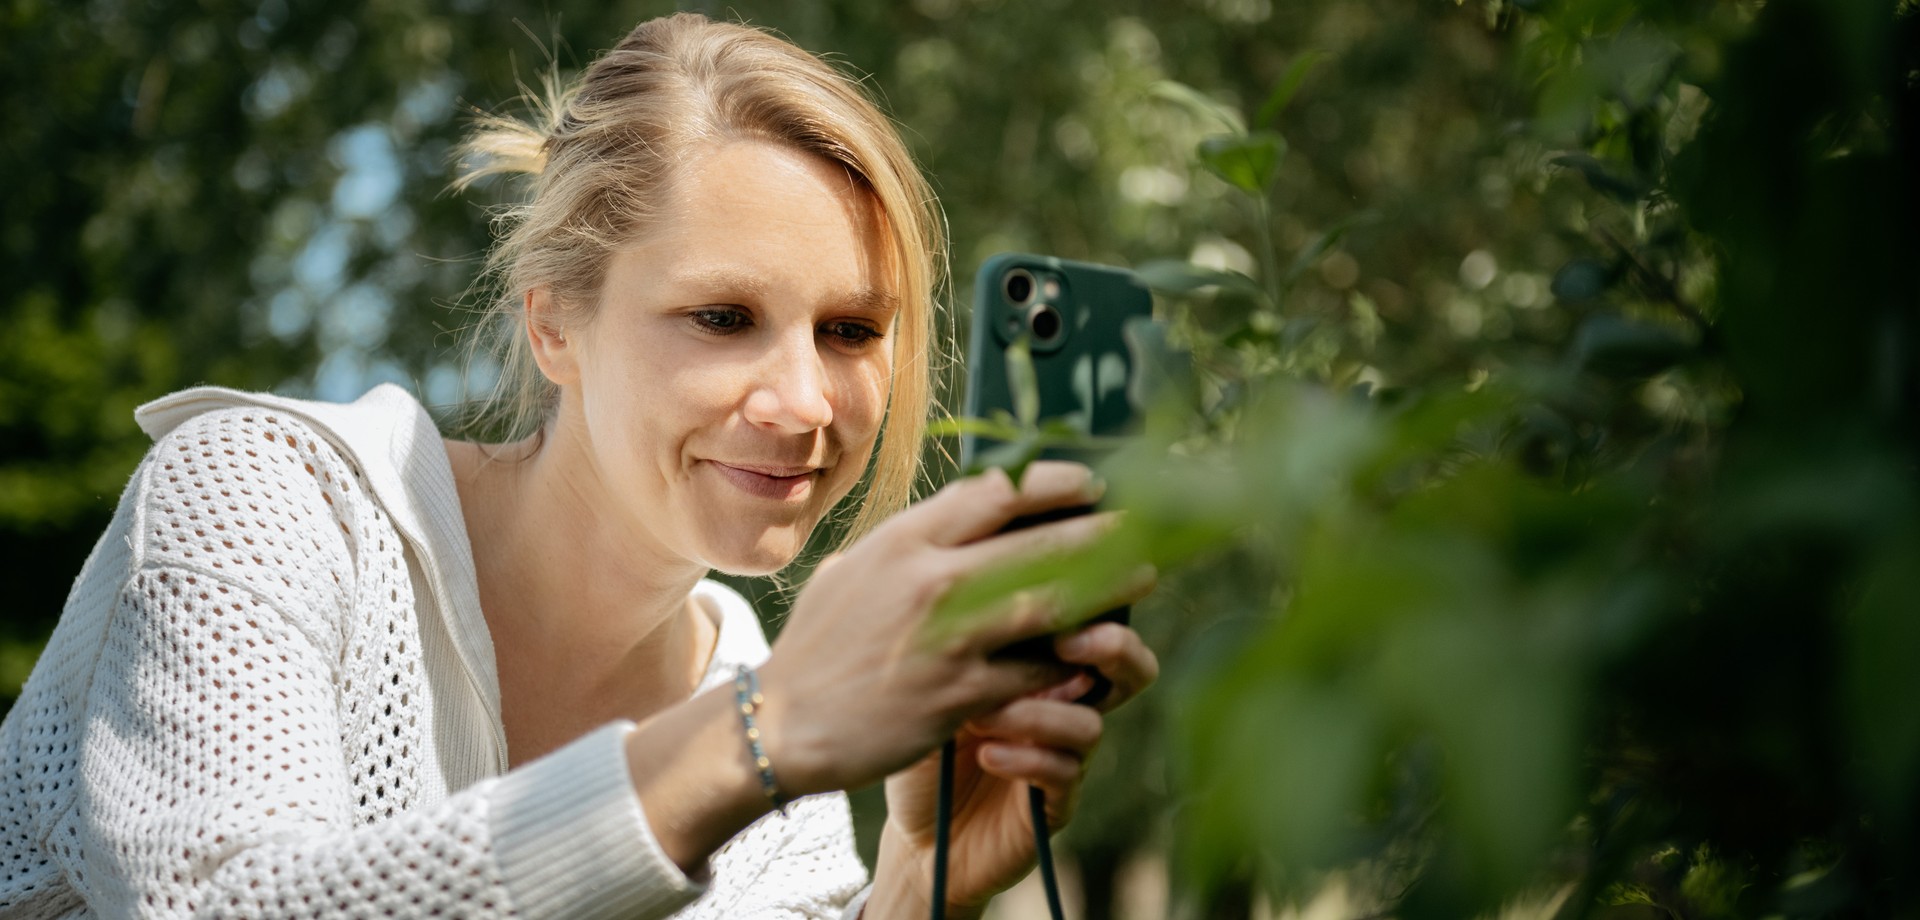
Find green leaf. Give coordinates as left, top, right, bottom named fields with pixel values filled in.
left=972, top=435, right=1043, bottom=482
left=1846, top=533, right=1920, bottom=825
left=1255, top=51, right=1324, bottom=127
left=1198, top=132, right=1286, bottom=195
left=924, top=414, right=1026, bottom=441
left=1148, top=80, right=1247, bottom=135
left=1005, top=336, right=1039, bottom=428
left=1281, top=211, right=1373, bottom=286
left=1037, top=416, right=1090, bottom=439
left=1135, top=259, right=1267, bottom=298
left=923, top=519, right=1151, bottom=647
left=1550, top=152, right=1646, bottom=202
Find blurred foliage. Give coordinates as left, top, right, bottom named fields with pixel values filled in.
left=4, top=0, right=1918, bottom=917
left=1081, top=0, right=1918, bottom=916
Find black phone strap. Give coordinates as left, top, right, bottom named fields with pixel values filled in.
left=929, top=663, right=1116, bottom=920
left=928, top=739, right=1070, bottom=920
left=925, top=502, right=1123, bottom=920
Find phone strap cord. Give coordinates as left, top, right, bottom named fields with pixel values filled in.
left=1030, top=785, right=1067, bottom=920
left=929, top=739, right=1068, bottom=920
left=931, top=739, right=956, bottom=920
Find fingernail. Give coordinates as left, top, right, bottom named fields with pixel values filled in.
left=1084, top=473, right=1108, bottom=503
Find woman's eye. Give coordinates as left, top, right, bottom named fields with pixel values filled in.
left=823, top=321, right=883, bottom=347
left=689, top=308, right=751, bottom=335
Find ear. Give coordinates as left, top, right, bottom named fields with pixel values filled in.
left=525, top=287, right=581, bottom=387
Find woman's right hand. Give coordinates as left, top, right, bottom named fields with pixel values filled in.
left=754, top=460, right=1137, bottom=797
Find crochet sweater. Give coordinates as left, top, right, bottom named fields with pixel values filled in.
left=0, top=385, right=870, bottom=919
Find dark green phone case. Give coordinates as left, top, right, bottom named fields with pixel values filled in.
left=959, top=252, right=1155, bottom=470
left=959, top=254, right=1154, bottom=704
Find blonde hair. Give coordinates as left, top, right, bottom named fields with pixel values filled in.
left=453, top=12, right=946, bottom=547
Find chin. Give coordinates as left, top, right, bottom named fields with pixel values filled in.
left=697, top=528, right=811, bottom=578
left=706, top=554, right=794, bottom=579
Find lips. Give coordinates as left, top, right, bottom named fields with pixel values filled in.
left=708, top=460, right=823, bottom=502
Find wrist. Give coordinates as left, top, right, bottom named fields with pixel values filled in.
left=730, top=666, right=791, bottom=811
left=751, top=655, right=833, bottom=797
left=624, top=684, right=774, bottom=877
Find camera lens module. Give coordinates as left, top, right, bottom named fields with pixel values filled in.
left=1027, top=302, right=1064, bottom=345
left=1003, top=269, right=1036, bottom=306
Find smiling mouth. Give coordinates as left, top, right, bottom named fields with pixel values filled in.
left=708, top=461, right=823, bottom=502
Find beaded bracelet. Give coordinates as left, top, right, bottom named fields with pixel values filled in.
left=732, top=665, right=789, bottom=811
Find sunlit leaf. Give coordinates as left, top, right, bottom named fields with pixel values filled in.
left=1148, top=79, right=1247, bottom=135
left=921, top=520, right=1151, bottom=648
left=1135, top=259, right=1266, bottom=298
left=1005, top=336, right=1039, bottom=429
left=1198, top=132, right=1285, bottom=195
left=925, top=414, right=1025, bottom=441
left=1255, top=51, right=1325, bottom=127
left=1679, top=846, right=1753, bottom=918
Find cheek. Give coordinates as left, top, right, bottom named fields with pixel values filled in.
left=582, top=334, right=735, bottom=456
left=837, top=357, right=892, bottom=441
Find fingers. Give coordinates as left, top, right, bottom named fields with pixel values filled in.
left=966, top=698, right=1102, bottom=829
left=965, top=697, right=1103, bottom=755
left=975, top=743, right=1084, bottom=807
left=965, top=655, right=1080, bottom=709
left=958, top=563, right=1156, bottom=655
left=947, top=507, right=1120, bottom=573
left=906, top=462, right=1105, bottom=547
left=1053, top=622, right=1160, bottom=712
left=1031, top=670, right=1098, bottom=704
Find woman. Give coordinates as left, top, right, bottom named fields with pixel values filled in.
left=0, top=12, right=1157, bottom=919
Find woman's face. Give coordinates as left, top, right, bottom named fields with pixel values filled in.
left=547, top=140, right=897, bottom=576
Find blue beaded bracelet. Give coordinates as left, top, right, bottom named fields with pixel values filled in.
left=732, top=666, right=789, bottom=810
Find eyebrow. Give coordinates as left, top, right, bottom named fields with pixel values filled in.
left=666, top=267, right=899, bottom=316
left=666, top=268, right=771, bottom=299
left=837, top=287, right=901, bottom=317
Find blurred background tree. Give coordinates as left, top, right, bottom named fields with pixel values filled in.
left=3, top=0, right=1914, bottom=917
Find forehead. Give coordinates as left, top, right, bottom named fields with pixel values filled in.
left=617, top=139, right=898, bottom=301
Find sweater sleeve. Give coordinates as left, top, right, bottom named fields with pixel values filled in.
left=24, top=407, right=705, bottom=919
left=55, top=564, right=702, bottom=920
left=689, top=792, right=869, bottom=919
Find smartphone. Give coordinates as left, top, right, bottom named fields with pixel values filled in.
left=958, top=252, right=1155, bottom=471
left=958, top=253, right=1154, bottom=704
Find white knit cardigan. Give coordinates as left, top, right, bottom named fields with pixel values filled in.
left=0, top=385, right=870, bottom=919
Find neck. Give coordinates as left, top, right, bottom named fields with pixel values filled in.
left=447, top=422, right=716, bottom=763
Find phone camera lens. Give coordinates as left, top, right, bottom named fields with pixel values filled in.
left=1003, top=269, right=1036, bottom=306
left=1027, top=303, right=1064, bottom=344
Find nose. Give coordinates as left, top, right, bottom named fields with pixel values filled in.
left=741, top=328, right=834, bottom=433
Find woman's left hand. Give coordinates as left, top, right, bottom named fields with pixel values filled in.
left=872, top=620, right=1160, bottom=919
